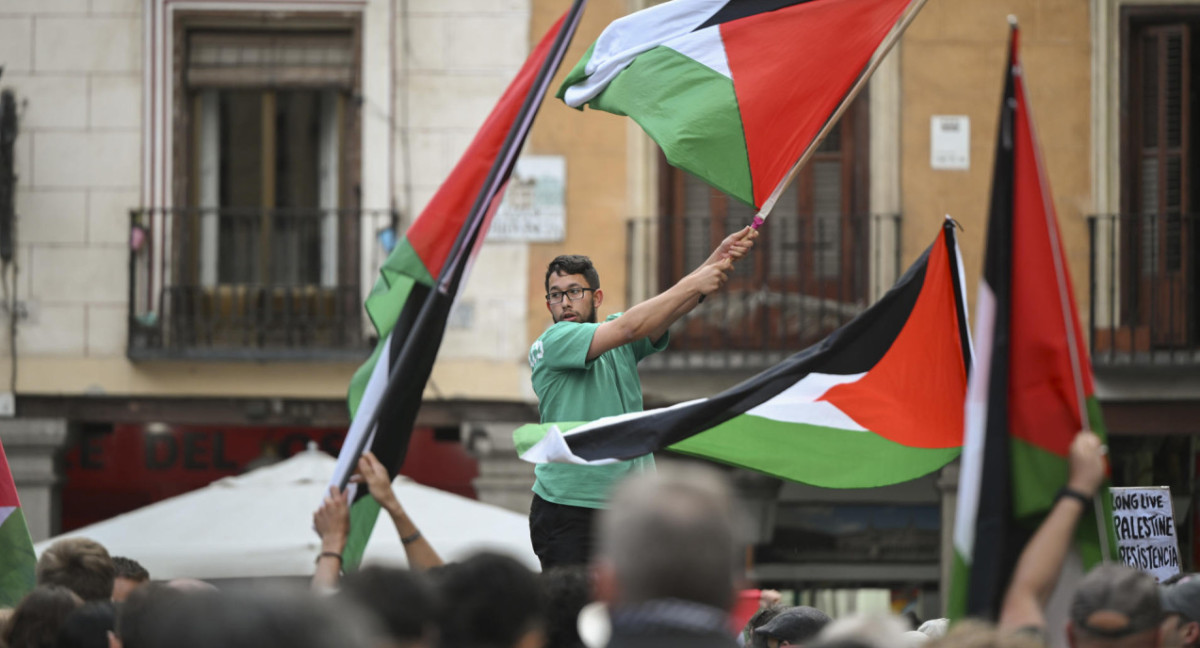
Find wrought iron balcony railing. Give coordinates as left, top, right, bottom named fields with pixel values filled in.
left=628, top=213, right=901, bottom=370
left=1089, top=213, right=1200, bottom=366
left=128, top=207, right=396, bottom=361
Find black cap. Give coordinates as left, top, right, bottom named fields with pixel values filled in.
left=754, top=606, right=831, bottom=644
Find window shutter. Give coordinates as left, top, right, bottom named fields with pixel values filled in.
left=187, top=31, right=355, bottom=88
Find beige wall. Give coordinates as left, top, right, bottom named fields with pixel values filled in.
left=0, top=0, right=140, bottom=370
left=0, top=0, right=1104, bottom=402
left=900, top=0, right=1092, bottom=313
left=525, top=0, right=633, bottom=352
left=0, top=0, right=542, bottom=402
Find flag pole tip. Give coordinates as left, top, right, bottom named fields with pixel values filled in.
left=1007, top=14, right=1018, bottom=27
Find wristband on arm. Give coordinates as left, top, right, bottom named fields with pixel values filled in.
left=1055, top=486, right=1092, bottom=506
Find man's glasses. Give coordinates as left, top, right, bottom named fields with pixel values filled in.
left=545, top=287, right=594, bottom=304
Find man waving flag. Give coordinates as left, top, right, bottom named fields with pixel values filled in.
left=517, top=221, right=972, bottom=489
left=559, top=0, right=926, bottom=214
left=326, top=0, right=588, bottom=569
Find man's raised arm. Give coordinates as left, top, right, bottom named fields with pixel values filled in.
left=998, top=430, right=1107, bottom=632
left=586, top=227, right=757, bottom=361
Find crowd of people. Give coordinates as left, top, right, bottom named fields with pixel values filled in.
left=3, top=430, right=1197, bottom=648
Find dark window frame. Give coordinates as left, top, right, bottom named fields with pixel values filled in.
left=171, top=11, right=363, bottom=290
left=655, top=91, right=871, bottom=352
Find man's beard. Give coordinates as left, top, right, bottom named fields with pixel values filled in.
left=555, top=305, right=597, bottom=324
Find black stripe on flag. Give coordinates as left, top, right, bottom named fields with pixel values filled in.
left=964, top=31, right=1025, bottom=621
left=339, top=0, right=590, bottom=488
left=696, top=0, right=821, bottom=31
left=565, top=240, right=936, bottom=463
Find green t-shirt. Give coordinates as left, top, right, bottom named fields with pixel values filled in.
left=528, top=313, right=668, bottom=508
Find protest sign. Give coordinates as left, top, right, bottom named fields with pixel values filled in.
left=1111, top=486, right=1181, bottom=582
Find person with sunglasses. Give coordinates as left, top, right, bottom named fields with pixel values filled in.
left=526, top=226, right=757, bottom=570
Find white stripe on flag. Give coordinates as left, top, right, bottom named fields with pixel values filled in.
left=663, top=25, right=733, bottom=78
left=954, top=281, right=997, bottom=559
left=745, top=372, right=867, bottom=428
left=521, top=424, right=603, bottom=465
left=948, top=216, right=976, bottom=367
left=563, top=0, right=729, bottom=107
left=523, top=398, right=707, bottom=465
left=521, top=372, right=874, bottom=465
left=0, top=506, right=13, bottom=527
left=327, top=332, right=392, bottom=499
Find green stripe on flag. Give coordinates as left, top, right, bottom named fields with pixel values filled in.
left=0, top=509, right=35, bottom=607
left=946, top=549, right=972, bottom=621
left=557, top=41, right=595, bottom=103
left=363, top=239, right=435, bottom=335
left=669, top=415, right=961, bottom=488
left=1010, top=438, right=1069, bottom=521
left=343, top=496, right=382, bottom=571
left=586, top=45, right=755, bottom=206
left=348, top=240, right=432, bottom=417
left=518, top=416, right=961, bottom=489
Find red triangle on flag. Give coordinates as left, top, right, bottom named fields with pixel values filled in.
left=722, top=0, right=912, bottom=207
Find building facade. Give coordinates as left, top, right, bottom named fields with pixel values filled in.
left=0, top=0, right=1197, bottom=615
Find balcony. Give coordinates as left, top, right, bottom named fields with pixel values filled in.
left=1089, top=213, right=1200, bottom=366
left=629, top=213, right=901, bottom=371
left=128, top=207, right=394, bottom=361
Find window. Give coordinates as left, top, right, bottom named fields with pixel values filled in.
left=130, top=16, right=369, bottom=357
left=659, top=94, right=870, bottom=353
left=1121, top=11, right=1200, bottom=349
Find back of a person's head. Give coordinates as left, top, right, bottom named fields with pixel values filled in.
left=36, top=539, right=115, bottom=602
left=1069, top=564, right=1162, bottom=648
left=809, top=615, right=908, bottom=648
left=126, top=588, right=375, bottom=648
left=743, top=604, right=786, bottom=648
left=338, top=565, right=439, bottom=648
left=112, top=582, right=181, bottom=648
left=925, top=619, right=1046, bottom=648
left=110, top=558, right=148, bottom=584
left=54, top=600, right=114, bottom=648
left=433, top=552, right=545, bottom=648
left=598, top=462, right=742, bottom=611
left=3, top=585, right=83, bottom=648
left=539, top=566, right=591, bottom=648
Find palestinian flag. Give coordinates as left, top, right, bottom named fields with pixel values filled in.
left=947, top=24, right=1117, bottom=620
left=0, top=436, right=35, bottom=607
left=517, top=222, right=971, bottom=489
left=558, top=0, right=922, bottom=210
left=326, top=0, right=588, bottom=569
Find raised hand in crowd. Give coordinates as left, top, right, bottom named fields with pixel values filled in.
left=311, top=485, right=350, bottom=590
left=354, top=451, right=443, bottom=570
left=999, top=430, right=1107, bottom=633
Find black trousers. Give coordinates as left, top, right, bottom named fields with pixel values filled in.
left=529, top=493, right=597, bottom=570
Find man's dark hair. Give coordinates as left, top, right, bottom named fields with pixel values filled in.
left=113, top=583, right=181, bottom=648
left=545, top=255, right=600, bottom=294
left=539, top=566, right=590, bottom=648
left=55, top=601, right=114, bottom=648
left=338, top=565, right=440, bottom=647
left=432, top=552, right=545, bottom=648
left=111, top=557, right=149, bottom=583
left=121, top=589, right=375, bottom=648
left=35, top=539, right=115, bottom=602
left=3, top=585, right=83, bottom=648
